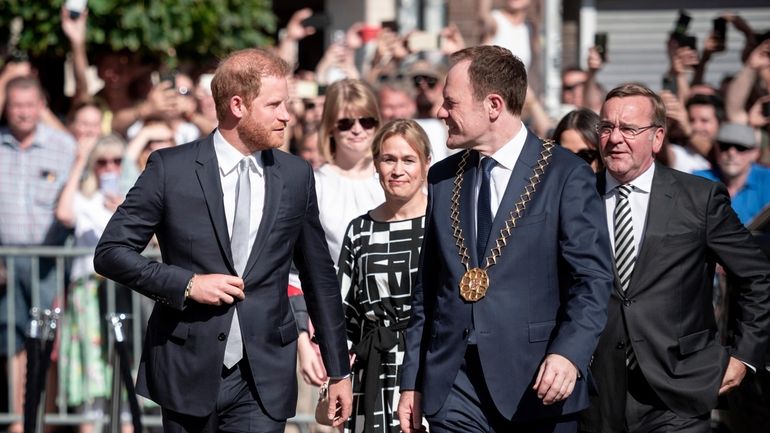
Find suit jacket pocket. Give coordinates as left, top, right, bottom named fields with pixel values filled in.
left=663, top=231, right=702, bottom=246
left=678, top=329, right=713, bottom=356
left=278, top=320, right=299, bottom=346
left=529, top=320, right=556, bottom=342
left=169, top=322, right=190, bottom=344
left=515, top=212, right=546, bottom=227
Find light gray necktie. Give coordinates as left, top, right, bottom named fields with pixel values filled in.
left=224, top=158, right=250, bottom=368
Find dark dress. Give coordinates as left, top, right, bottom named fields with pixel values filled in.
left=339, top=213, right=425, bottom=433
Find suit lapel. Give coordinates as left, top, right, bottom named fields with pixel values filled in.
left=195, top=135, right=235, bottom=272
left=242, top=150, right=282, bottom=277
left=627, top=163, right=678, bottom=294
left=485, top=132, right=541, bottom=255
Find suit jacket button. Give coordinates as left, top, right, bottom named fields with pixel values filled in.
left=218, top=333, right=226, bottom=341
left=463, top=328, right=469, bottom=339
left=616, top=342, right=625, bottom=349
left=623, top=300, right=632, bottom=307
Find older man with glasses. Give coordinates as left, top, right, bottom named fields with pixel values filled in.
left=694, top=122, right=770, bottom=226
left=582, top=84, right=770, bottom=433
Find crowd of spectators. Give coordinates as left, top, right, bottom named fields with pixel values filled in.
left=0, top=2, right=769, bottom=432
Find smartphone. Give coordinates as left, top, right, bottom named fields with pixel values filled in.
left=662, top=75, right=678, bottom=94
left=763, top=100, right=770, bottom=118
left=331, top=29, right=346, bottom=46
left=673, top=10, right=691, bottom=36
left=408, top=31, right=441, bottom=52
left=682, top=35, right=697, bottom=50
left=381, top=20, right=399, bottom=33
left=295, top=80, right=319, bottom=99
left=358, top=25, right=381, bottom=43
left=65, top=0, right=87, bottom=19
left=160, top=72, right=176, bottom=89
left=300, top=13, right=331, bottom=30
left=594, top=32, right=608, bottom=62
left=713, top=17, right=727, bottom=42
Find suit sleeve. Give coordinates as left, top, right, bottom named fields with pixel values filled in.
left=400, top=180, right=436, bottom=392
left=94, top=150, right=193, bottom=310
left=293, top=163, right=350, bottom=378
left=705, top=181, right=770, bottom=368
left=547, top=163, right=615, bottom=374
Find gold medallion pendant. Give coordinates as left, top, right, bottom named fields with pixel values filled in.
left=450, top=142, right=554, bottom=304
left=460, top=268, right=490, bottom=302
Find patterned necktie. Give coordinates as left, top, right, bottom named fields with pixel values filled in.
left=615, top=184, right=638, bottom=369
left=614, top=184, right=635, bottom=292
left=477, top=156, right=497, bottom=266
left=224, top=158, right=250, bottom=368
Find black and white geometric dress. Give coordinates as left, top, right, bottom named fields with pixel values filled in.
left=338, top=213, right=425, bottom=433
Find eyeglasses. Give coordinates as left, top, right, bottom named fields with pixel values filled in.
left=336, top=117, right=378, bottom=131
left=596, top=122, right=659, bottom=139
left=717, top=142, right=753, bottom=153
left=96, top=157, right=123, bottom=167
left=412, top=75, right=438, bottom=89
left=576, top=149, right=600, bottom=164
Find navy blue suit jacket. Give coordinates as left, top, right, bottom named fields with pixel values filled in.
left=400, top=130, right=615, bottom=422
left=94, top=134, right=349, bottom=419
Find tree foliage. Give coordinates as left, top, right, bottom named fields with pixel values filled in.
left=1, top=0, right=276, bottom=62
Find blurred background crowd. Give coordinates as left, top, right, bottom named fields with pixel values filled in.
left=1, top=0, right=770, bottom=432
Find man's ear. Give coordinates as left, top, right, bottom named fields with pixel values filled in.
left=229, top=95, right=245, bottom=119
left=486, top=94, right=504, bottom=121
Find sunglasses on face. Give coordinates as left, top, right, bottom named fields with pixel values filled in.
left=96, top=157, right=123, bottom=167
left=336, top=117, right=378, bottom=131
left=576, top=149, right=599, bottom=164
left=412, top=75, right=438, bottom=89
left=562, top=81, right=586, bottom=92
left=717, top=142, right=752, bottom=153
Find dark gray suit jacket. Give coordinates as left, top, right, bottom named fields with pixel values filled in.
left=94, top=134, right=349, bottom=419
left=582, top=163, right=770, bottom=432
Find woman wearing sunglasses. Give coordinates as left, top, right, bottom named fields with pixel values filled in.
left=316, top=79, right=385, bottom=266
left=552, top=108, right=604, bottom=173
left=55, top=134, right=127, bottom=433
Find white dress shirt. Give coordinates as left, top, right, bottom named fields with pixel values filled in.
left=473, top=122, right=528, bottom=238
left=213, top=130, right=264, bottom=253
left=603, top=163, right=655, bottom=257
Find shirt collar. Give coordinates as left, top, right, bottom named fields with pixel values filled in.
left=213, top=129, right=263, bottom=177
left=486, top=121, right=527, bottom=170
left=1, top=123, right=45, bottom=150
left=744, top=164, right=762, bottom=190
left=605, top=162, right=656, bottom=195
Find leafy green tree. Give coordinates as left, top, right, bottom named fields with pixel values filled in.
left=1, top=0, right=277, bottom=63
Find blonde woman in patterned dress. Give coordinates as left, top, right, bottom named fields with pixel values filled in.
left=338, top=120, right=431, bottom=433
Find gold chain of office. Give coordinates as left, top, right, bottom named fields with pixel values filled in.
left=451, top=140, right=555, bottom=302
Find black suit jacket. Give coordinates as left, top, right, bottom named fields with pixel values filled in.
left=401, top=131, right=615, bottom=422
left=94, top=134, right=349, bottom=419
left=582, top=163, right=770, bottom=432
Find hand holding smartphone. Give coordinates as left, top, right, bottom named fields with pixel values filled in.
left=65, top=0, right=87, bottom=19
left=594, top=33, right=608, bottom=62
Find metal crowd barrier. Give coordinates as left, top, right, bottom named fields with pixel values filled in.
left=0, top=246, right=317, bottom=433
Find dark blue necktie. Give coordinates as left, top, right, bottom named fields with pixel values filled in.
left=477, top=156, right=496, bottom=265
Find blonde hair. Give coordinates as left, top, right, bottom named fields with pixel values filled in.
left=318, top=79, right=381, bottom=163
left=371, top=119, right=432, bottom=166
left=80, top=134, right=126, bottom=198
